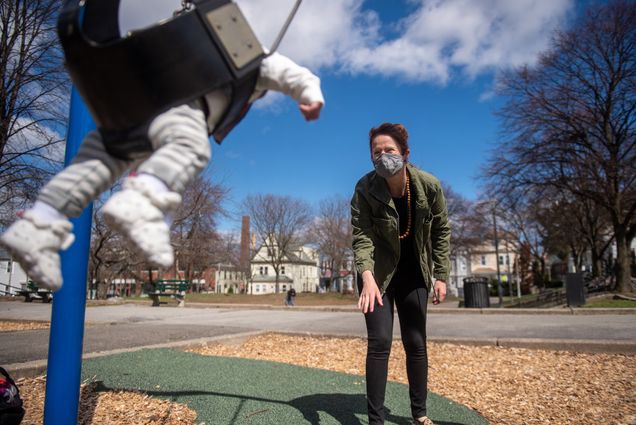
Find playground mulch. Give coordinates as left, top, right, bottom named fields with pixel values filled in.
left=16, top=376, right=197, bottom=425
left=0, top=320, right=49, bottom=332
left=12, top=333, right=636, bottom=424
left=187, top=333, right=636, bottom=425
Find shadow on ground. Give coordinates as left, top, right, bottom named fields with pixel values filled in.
left=82, top=349, right=488, bottom=425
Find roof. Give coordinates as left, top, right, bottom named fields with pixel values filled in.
left=251, top=275, right=294, bottom=283
left=251, top=254, right=316, bottom=266
left=472, top=267, right=497, bottom=274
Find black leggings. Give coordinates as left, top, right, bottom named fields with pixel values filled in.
left=364, top=281, right=429, bottom=424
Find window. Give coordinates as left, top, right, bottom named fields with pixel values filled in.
left=6, top=260, right=11, bottom=273
left=259, top=266, right=263, bottom=275
left=264, top=266, right=268, bottom=275
left=499, top=255, right=504, bottom=265
left=480, top=255, right=486, bottom=266
left=282, top=285, right=287, bottom=290
left=281, top=266, right=285, bottom=275
left=255, top=285, right=260, bottom=293
left=506, top=255, right=510, bottom=265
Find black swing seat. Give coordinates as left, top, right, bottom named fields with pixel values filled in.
left=57, top=0, right=266, bottom=158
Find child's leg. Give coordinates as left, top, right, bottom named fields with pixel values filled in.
left=38, top=130, right=134, bottom=217
left=0, top=130, right=132, bottom=290
left=138, top=101, right=211, bottom=193
left=102, top=102, right=209, bottom=268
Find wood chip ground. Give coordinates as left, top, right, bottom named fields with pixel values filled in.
left=188, top=333, right=636, bottom=425
left=0, top=320, right=49, bottom=332
left=15, top=376, right=197, bottom=425
left=10, top=332, right=636, bottom=424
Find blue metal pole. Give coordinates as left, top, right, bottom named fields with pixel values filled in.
left=43, top=87, right=95, bottom=424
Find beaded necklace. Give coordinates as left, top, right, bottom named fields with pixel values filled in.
left=399, top=173, right=411, bottom=240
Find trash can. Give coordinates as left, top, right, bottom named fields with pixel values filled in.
left=463, top=277, right=490, bottom=308
left=565, top=272, right=586, bottom=307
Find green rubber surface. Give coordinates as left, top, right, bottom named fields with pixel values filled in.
left=81, top=349, right=488, bottom=424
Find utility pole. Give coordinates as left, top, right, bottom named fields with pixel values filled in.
left=492, top=207, right=503, bottom=307
left=505, top=240, right=514, bottom=303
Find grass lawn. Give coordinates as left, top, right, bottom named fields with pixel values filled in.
left=582, top=297, right=636, bottom=308
left=126, top=292, right=359, bottom=306
left=124, top=291, right=459, bottom=306
left=189, top=292, right=359, bottom=306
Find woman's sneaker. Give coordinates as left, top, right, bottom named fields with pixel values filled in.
left=0, top=211, right=74, bottom=291
left=102, top=177, right=180, bottom=268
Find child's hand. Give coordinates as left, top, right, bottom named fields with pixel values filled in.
left=299, top=102, right=322, bottom=121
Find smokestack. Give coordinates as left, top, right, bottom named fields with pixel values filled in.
left=240, top=215, right=250, bottom=270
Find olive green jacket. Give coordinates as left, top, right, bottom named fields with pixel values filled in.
left=350, top=164, right=451, bottom=292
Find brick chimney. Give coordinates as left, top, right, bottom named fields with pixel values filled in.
left=240, top=215, right=250, bottom=271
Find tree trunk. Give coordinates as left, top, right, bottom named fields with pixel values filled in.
left=97, top=280, right=108, bottom=299
left=614, top=228, right=633, bottom=294
left=590, top=245, right=603, bottom=278
left=540, top=258, right=547, bottom=288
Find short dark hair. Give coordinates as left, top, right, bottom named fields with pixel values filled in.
left=369, top=123, right=409, bottom=154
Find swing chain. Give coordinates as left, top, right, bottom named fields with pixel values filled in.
left=181, top=0, right=194, bottom=11
left=174, top=0, right=193, bottom=16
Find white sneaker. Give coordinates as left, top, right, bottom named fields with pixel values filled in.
left=102, top=177, right=181, bottom=268
left=0, top=211, right=74, bottom=291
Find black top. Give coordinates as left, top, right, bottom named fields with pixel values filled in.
left=390, top=175, right=426, bottom=287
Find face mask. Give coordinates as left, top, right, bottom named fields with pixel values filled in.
left=373, top=153, right=404, bottom=178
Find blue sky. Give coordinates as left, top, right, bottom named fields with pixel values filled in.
left=118, top=0, right=599, bottom=231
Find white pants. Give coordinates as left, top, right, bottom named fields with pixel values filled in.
left=38, top=102, right=211, bottom=217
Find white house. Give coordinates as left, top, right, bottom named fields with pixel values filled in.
left=449, top=251, right=471, bottom=297
left=0, top=248, right=28, bottom=296
left=249, top=244, right=319, bottom=294
left=214, top=263, right=247, bottom=294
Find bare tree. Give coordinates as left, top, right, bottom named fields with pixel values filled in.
left=311, top=196, right=352, bottom=293
left=0, top=0, right=69, bottom=220
left=88, top=174, right=229, bottom=297
left=89, top=187, right=152, bottom=299
left=443, top=183, right=489, bottom=259
left=244, top=194, right=312, bottom=293
left=536, top=191, right=614, bottom=276
left=172, top=175, right=228, bottom=287
left=484, top=1, right=636, bottom=292
left=477, top=193, right=548, bottom=288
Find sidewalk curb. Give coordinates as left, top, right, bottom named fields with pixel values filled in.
left=7, top=330, right=635, bottom=380
left=5, top=330, right=266, bottom=380
left=173, top=302, right=636, bottom=315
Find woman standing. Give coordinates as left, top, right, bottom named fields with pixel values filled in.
left=351, top=123, right=450, bottom=425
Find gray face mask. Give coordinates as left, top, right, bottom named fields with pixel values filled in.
left=373, top=153, right=404, bottom=178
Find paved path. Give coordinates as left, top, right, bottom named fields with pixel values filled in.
left=1, top=301, right=635, bottom=367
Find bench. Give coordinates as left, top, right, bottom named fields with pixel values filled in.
left=145, top=280, right=190, bottom=307
left=518, top=288, right=566, bottom=308
left=18, top=281, right=52, bottom=303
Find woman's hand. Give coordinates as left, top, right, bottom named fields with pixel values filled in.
left=358, top=270, right=383, bottom=313
left=432, top=280, right=447, bottom=304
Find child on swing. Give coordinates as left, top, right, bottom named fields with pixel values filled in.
left=0, top=20, right=324, bottom=291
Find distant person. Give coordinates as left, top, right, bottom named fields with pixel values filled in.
left=285, top=287, right=297, bottom=306
left=351, top=123, right=450, bottom=425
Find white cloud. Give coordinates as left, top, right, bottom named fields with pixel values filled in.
left=345, top=0, right=574, bottom=84
left=118, top=0, right=574, bottom=85
left=6, top=117, right=66, bottom=165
